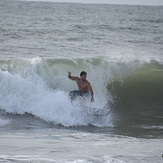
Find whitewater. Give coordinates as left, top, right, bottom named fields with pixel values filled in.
left=0, top=0, right=163, bottom=163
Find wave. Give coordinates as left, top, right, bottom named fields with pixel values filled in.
left=0, top=56, right=162, bottom=127
left=108, top=59, right=163, bottom=105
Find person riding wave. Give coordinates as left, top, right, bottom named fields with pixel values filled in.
left=68, top=71, right=94, bottom=102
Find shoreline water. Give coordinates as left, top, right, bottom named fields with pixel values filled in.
left=0, top=127, right=163, bottom=163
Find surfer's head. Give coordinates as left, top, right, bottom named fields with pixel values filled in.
left=80, top=71, right=87, bottom=80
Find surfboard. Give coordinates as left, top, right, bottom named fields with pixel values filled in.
left=79, top=105, right=111, bottom=116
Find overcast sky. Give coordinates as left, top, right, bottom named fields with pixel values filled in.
left=28, top=0, right=163, bottom=6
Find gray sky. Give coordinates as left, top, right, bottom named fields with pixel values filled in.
left=29, top=0, right=163, bottom=5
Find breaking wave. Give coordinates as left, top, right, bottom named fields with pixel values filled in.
left=0, top=56, right=162, bottom=127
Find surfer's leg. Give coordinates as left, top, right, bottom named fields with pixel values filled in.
left=69, top=90, right=82, bottom=101
left=81, top=93, right=90, bottom=100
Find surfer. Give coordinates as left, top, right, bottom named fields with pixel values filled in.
left=68, top=71, right=94, bottom=102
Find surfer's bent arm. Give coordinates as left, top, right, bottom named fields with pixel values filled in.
left=68, top=72, right=79, bottom=81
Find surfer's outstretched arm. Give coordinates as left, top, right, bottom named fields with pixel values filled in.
left=68, top=72, right=79, bottom=81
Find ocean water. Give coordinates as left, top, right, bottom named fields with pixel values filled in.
left=0, top=0, right=163, bottom=162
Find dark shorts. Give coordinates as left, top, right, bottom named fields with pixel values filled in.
left=70, top=90, right=90, bottom=99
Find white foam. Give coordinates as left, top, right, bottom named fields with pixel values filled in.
left=68, top=156, right=125, bottom=163
left=0, top=58, right=112, bottom=127
left=0, top=155, right=124, bottom=163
